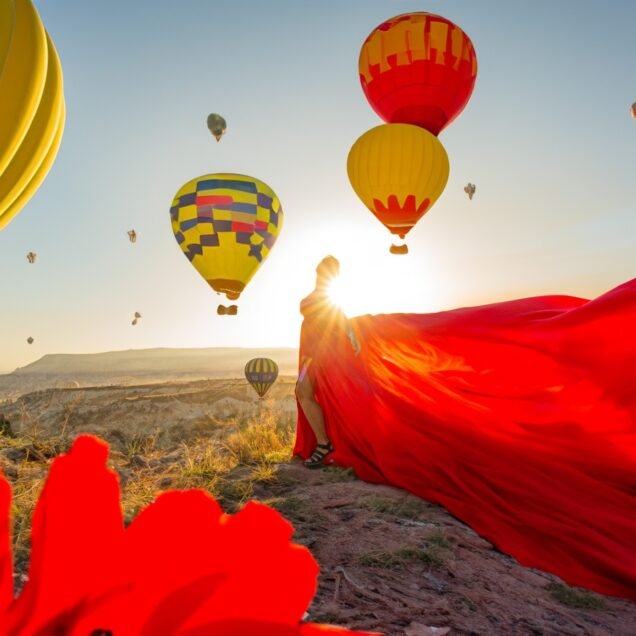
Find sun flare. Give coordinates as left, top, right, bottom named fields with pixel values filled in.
left=324, top=247, right=445, bottom=318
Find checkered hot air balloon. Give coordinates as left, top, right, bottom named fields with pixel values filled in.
left=245, top=358, right=279, bottom=399
left=170, top=173, right=283, bottom=315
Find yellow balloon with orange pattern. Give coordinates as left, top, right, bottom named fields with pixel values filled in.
left=347, top=123, right=449, bottom=241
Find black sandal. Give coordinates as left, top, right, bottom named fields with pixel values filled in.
left=304, top=441, right=334, bottom=469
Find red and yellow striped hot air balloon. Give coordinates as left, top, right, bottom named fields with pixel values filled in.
left=347, top=123, right=449, bottom=253
left=359, top=12, right=477, bottom=136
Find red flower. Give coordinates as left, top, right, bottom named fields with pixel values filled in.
left=0, top=436, right=379, bottom=636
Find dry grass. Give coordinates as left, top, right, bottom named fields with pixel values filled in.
left=224, top=410, right=295, bottom=465
left=546, top=582, right=607, bottom=610
left=1, top=405, right=297, bottom=573
left=357, top=546, right=448, bottom=570
left=362, top=495, right=426, bottom=519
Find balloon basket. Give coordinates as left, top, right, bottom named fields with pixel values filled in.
left=217, top=304, right=238, bottom=316
left=390, top=243, right=408, bottom=255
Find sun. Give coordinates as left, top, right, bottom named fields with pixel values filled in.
left=327, top=276, right=347, bottom=310
left=322, top=242, right=446, bottom=318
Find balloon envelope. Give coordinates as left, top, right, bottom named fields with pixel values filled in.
left=631, top=103, right=636, bottom=119
left=0, top=0, right=65, bottom=231
left=359, top=12, right=477, bottom=135
left=347, top=123, right=449, bottom=240
left=170, top=173, right=283, bottom=302
left=207, top=113, right=227, bottom=141
left=245, top=358, right=279, bottom=398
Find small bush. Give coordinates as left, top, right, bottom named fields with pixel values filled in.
left=224, top=412, right=294, bottom=465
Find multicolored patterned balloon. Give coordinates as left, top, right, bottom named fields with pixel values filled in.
left=245, top=358, right=279, bottom=398
left=170, top=173, right=283, bottom=305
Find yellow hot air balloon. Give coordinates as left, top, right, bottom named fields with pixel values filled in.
left=0, top=0, right=65, bottom=231
left=347, top=123, right=449, bottom=253
left=245, top=358, right=279, bottom=399
left=170, top=173, right=283, bottom=312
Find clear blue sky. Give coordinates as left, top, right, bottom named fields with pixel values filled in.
left=1, top=0, right=635, bottom=373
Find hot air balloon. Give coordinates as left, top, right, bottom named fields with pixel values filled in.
left=631, top=103, right=636, bottom=119
left=464, top=183, right=476, bottom=200
left=26, top=336, right=34, bottom=345
left=128, top=229, right=137, bottom=243
left=132, top=311, right=141, bottom=326
left=207, top=113, right=227, bottom=142
left=170, top=173, right=283, bottom=313
left=347, top=123, right=449, bottom=253
left=245, top=358, right=279, bottom=399
left=0, top=0, right=65, bottom=232
left=26, top=251, right=36, bottom=263
left=358, top=12, right=477, bottom=136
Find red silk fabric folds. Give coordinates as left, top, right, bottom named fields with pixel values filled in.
left=295, top=279, right=636, bottom=600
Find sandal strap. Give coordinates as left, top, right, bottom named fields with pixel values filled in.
left=306, top=442, right=333, bottom=464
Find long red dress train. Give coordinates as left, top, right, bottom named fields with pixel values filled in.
left=294, top=279, right=636, bottom=601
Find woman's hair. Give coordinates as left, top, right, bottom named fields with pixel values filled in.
left=316, top=255, right=340, bottom=280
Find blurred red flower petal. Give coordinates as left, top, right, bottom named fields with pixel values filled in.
left=0, top=435, right=380, bottom=635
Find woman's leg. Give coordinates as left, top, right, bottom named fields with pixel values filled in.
left=296, top=373, right=329, bottom=446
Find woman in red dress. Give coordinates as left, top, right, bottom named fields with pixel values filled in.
left=294, top=275, right=636, bottom=600
left=296, top=256, right=361, bottom=468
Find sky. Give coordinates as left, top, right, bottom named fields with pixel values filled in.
left=1, top=0, right=635, bottom=373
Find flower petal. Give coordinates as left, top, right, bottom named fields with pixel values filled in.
left=73, top=492, right=318, bottom=633
left=5, top=435, right=124, bottom=633
left=0, top=473, right=12, bottom=616
left=179, top=620, right=379, bottom=636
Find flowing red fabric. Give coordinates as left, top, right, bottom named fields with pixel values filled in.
left=294, top=279, right=636, bottom=600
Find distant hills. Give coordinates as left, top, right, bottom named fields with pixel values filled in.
left=0, top=347, right=299, bottom=400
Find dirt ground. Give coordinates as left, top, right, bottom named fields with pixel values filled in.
left=1, top=379, right=635, bottom=635
left=248, top=461, right=636, bottom=636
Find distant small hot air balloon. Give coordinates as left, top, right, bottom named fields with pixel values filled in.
left=26, top=336, right=34, bottom=345
left=26, top=251, right=37, bottom=263
left=464, top=183, right=476, bottom=200
left=128, top=230, right=137, bottom=243
left=206, top=113, right=227, bottom=142
left=245, top=358, right=279, bottom=399
left=631, top=103, right=636, bottom=119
